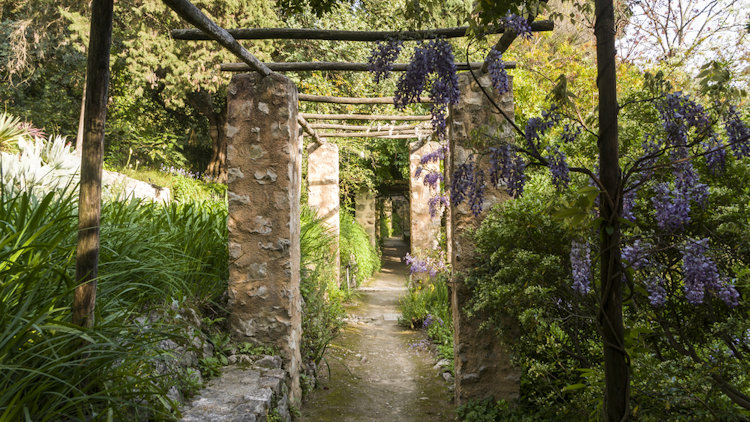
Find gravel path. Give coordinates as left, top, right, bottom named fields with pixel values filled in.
left=300, top=238, right=454, bottom=421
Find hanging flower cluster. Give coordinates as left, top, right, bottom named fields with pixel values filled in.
left=570, top=240, right=591, bottom=295
left=404, top=250, right=449, bottom=278
left=368, top=38, right=460, bottom=139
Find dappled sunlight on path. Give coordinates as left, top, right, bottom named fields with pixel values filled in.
left=300, top=238, right=454, bottom=421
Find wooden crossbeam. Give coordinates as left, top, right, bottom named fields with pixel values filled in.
left=299, top=93, right=431, bottom=104
left=301, top=113, right=430, bottom=121
left=297, top=114, right=324, bottom=144
left=305, top=130, right=428, bottom=138
left=172, top=21, right=554, bottom=41
left=220, top=61, right=516, bottom=72
left=309, top=123, right=419, bottom=131
left=163, top=0, right=272, bottom=76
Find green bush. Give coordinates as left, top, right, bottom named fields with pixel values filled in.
left=339, top=210, right=380, bottom=286
left=467, top=169, right=750, bottom=419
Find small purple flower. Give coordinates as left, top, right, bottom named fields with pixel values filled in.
left=646, top=276, right=667, bottom=307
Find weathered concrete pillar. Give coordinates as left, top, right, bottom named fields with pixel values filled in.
left=355, top=188, right=376, bottom=248
left=307, top=142, right=340, bottom=280
left=410, top=141, right=442, bottom=254
left=448, top=72, right=519, bottom=404
left=225, top=73, right=302, bottom=405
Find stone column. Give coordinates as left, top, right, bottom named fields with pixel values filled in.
left=448, top=72, right=519, bottom=404
left=375, top=197, right=382, bottom=247
left=307, top=142, right=340, bottom=280
left=225, top=73, right=302, bottom=405
left=410, top=140, right=442, bottom=255
left=355, top=188, right=376, bottom=248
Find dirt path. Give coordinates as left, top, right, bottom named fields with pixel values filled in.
left=300, top=238, right=454, bottom=421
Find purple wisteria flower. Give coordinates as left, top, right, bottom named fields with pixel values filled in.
left=524, top=106, right=560, bottom=150
left=368, top=38, right=403, bottom=83
left=622, top=239, right=652, bottom=270
left=428, top=195, right=449, bottom=218
left=486, top=48, right=510, bottom=95
left=622, top=188, right=637, bottom=222
left=394, top=39, right=460, bottom=139
left=702, top=135, right=727, bottom=175
left=561, top=124, right=582, bottom=144
left=503, top=12, right=532, bottom=39
left=546, top=145, right=570, bottom=189
left=420, top=145, right=446, bottom=165
left=681, top=238, right=738, bottom=306
left=451, top=160, right=486, bottom=216
left=725, top=106, right=750, bottom=158
left=570, top=240, right=591, bottom=294
left=422, top=171, right=444, bottom=189
left=645, top=276, right=667, bottom=307
left=489, top=145, right=527, bottom=197
left=652, top=183, right=691, bottom=232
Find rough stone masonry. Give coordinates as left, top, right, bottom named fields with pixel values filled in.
left=225, top=72, right=303, bottom=405
left=448, top=72, right=520, bottom=404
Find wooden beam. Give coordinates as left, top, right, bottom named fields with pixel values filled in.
left=309, top=123, right=419, bottom=131
left=172, top=21, right=554, bottom=41
left=163, top=0, right=272, bottom=76
left=301, top=113, right=430, bottom=121
left=305, top=130, right=427, bottom=138
left=299, top=93, right=432, bottom=104
left=297, top=114, right=325, bottom=144
left=73, top=0, right=113, bottom=328
left=221, top=61, right=516, bottom=72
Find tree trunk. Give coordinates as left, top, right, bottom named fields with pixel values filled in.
left=594, top=0, right=628, bottom=420
left=75, top=73, right=86, bottom=156
left=186, top=91, right=227, bottom=182
left=73, top=0, right=113, bottom=328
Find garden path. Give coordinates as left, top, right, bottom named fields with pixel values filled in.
left=300, top=237, right=454, bottom=421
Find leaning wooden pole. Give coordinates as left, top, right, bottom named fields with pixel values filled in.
left=73, top=0, right=114, bottom=328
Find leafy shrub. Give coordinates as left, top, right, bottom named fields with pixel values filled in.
left=339, top=210, right=380, bottom=286
left=468, top=169, right=750, bottom=419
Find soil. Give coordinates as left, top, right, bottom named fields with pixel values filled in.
left=300, top=238, right=454, bottom=421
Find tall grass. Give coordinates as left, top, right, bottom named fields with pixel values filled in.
left=0, top=184, right=228, bottom=420
left=300, top=205, right=345, bottom=366
left=339, top=210, right=380, bottom=286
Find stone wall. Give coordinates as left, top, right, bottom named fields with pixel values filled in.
left=448, top=72, right=520, bottom=404
left=409, top=141, right=442, bottom=254
left=355, top=188, right=376, bottom=248
left=225, top=72, right=302, bottom=405
left=307, top=142, right=340, bottom=281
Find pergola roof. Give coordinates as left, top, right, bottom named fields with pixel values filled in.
left=164, top=0, right=553, bottom=141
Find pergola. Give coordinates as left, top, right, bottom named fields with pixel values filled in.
left=75, top=0, right=553, bottom=410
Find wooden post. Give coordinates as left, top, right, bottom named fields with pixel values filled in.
left=73, top=0, right=113, bottom=328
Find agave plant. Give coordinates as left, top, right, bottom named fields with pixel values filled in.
left=0, top=113, right=24, bottom=151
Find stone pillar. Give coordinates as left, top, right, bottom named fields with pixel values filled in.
left=410, top=141, right=442, bottom=254
left=307, top=142, right=340, bottom=280
left=225, top=73, right=302, bottom=405
left=355, top=188, right=376, bottom=248
left=375, top=198, right=382, bottom=246
left=449, top=72, right=519, bottom=404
